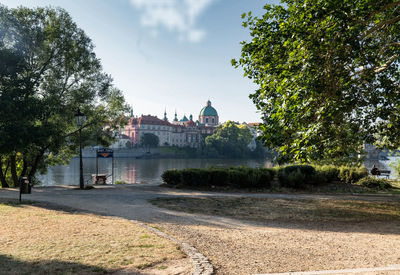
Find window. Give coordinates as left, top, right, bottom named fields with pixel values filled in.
left=212, top=118, right=215, bottom=123
left=206, top=118, right=209, bottom=123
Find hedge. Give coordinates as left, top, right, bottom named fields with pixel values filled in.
left=162, top=165, right=370, bottom=190
left=161, top=167, right=275, bottom=189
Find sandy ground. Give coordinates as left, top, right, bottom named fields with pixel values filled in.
left=1, top=185, right=400, bottom=274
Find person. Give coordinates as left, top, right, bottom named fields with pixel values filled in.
left=370, top=164, right=381, bottom=176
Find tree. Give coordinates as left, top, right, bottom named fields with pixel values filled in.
left=140, top=133, right=159, bottom=152
left=233, top=0, right=400, bottom=164
left=0, top=6, right=129, bottom=187
left=205, top=121, right=253, bottom=158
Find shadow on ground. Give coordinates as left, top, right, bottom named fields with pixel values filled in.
left=1, top=185, right=400, bottom=235
left=0, top=254, right=109, bottom=275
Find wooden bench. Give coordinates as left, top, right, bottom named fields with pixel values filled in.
left=378, top=170, right=391, bottom=179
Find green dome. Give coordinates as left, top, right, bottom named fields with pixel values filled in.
left=199, top=100, right=218, bottom=117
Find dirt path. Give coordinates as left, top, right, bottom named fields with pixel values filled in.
left=1, top=185, right=400, bottom=274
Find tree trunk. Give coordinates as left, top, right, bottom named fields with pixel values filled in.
left=28, top=150, right=45, bottom=182
left=20, top=157, right=27, bottom=178
left=0, top=157, right=9, bottom=188
left=10, top=154, right=19, bottom=187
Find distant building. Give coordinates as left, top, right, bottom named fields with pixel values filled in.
left=123, top=100, right=219, bottom=148
left=199, top=100, right=219, bottom=126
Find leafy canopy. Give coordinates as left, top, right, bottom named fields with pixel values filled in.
left=233, top=0, right=400, bottom=164
left=0, top=5, right=129, bottom=186
left=205, top=121, right=254, bottom=158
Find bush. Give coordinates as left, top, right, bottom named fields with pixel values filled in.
left=208, top=169, right=230, bottom=187
left=114, top=180, right=127, bottom=185
left=338, top=166, right=368, bottom=183
left=161, top=169, right=181, bottom=186
left=278, top=165, right=316, bottom=189
left=315, top=165, right=340, bottom=183
left=161, top=167, right=275, bottom=189
left=357, top=177, right=392, bottom=190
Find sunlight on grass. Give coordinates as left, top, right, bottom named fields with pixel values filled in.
left=0, top=200, right=184, bottom=274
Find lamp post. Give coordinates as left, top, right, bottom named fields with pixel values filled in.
left=74, top=108, right=86, bottom=189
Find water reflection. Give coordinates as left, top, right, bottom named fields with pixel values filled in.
left=38, top=158, right=273, bottom=186
left=38, top=157, right=399, bottom=186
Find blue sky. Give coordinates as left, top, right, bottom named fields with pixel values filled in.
left=1, top=0, right=280, bottom=123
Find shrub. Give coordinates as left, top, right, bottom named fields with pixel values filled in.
left=228, top=168, right=249, bottom=188
left=208, top=169, right=229, bottom=186
left=161, top=169, right=181, bottom=186
left=357, top=177, right=392, bottom=190
left=338, top=166, right=368, bottom=183
left=315, top=165, right=340, bottom=183
left=278, top=165, right=316, bottom=189
left=161, top=167, right=275, bottom=189
left=180, top=169, right=208, bottom=187
left=114, top=180, right=127, bottom=185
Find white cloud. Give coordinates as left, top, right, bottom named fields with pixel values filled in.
left=130, top=0, right=214, bottom=42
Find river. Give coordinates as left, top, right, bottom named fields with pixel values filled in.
left=38, top=156, right=400, bottom=186
left=38, top=158, right=273, bottom=186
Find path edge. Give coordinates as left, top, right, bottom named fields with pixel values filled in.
left=131, top=219, right=214, bottom=275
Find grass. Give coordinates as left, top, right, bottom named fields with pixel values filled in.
left=0, top=199, right=185, bottom=274
left=151, top=197, right=400, bottom=223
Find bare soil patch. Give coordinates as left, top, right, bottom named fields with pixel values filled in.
left=0, top=199, right=189, bottom=275
left=151, top=197, right=400, bottom=274
left=151, top=197, right=400, bottom=223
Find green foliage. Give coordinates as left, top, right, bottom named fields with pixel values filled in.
left=161, top=167, right=275, bottom=189
left=0, top=6, right=129, bottom=187
left=389, top=158, right=400, bottom=179
left=205, top=121, right=263, bottom=158
left=277, top=164, right=369, bottom=188
left=114, top=180, right=127, bottom=185
left=277, top=165, right=316, bottom=189
left=161, top=170, right=181, bottom=186
left=140, top=133, right=159, bottom=150
left=233, top=0, right=400, bottom=164
left=338, top=166, right=369, bottom=183
left=315, top=165, right=340, bottom=183
left=357, top=177, right=392, bottom=190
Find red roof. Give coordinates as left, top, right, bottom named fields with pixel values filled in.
left=185, top=120, right=196, bottom=127
left=132, top=115, right=171, bottom=126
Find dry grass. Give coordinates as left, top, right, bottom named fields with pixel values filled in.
left=151, top=197, right=400, bottom=223
left=0, top=199, right=186, bottom=275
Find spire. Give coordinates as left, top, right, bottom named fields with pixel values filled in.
left=163, top=108, right=168, bottom=121
left=207, top=100, right=211, bottom=106
left=130, top=108, right=134, bottom=118
left=173, top=110, right=178, bottom=121
left=189, top=114, right=193, bottom=121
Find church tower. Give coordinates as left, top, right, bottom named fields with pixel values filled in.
left=199, top=100, right=219, bottom=126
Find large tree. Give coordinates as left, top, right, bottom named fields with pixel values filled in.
left=205, top=121, right=253, bottom=158
left=233, top=0, right=400, bottom=164
left=140, top=133, right=159, bottom=152
left=0, top=6, right=129, bottom=187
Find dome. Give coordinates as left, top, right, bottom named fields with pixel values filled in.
left=199, top=100, right=218, bottom=117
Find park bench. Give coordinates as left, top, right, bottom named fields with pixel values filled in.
left=378, top=170, right=391, bottom=179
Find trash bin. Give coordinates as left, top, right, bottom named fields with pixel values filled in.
left=20, top=177, right=31, bottom=194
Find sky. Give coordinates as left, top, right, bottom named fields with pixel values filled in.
left=0, top=0, right=280, bottom=123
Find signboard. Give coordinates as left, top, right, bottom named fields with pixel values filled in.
left=97, top=148, right=114, bottom=158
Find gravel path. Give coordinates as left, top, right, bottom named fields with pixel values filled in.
left=1, top=185, right=400, bottom=274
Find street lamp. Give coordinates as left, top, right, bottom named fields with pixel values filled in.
left=74, top=108, right=86, bottom=189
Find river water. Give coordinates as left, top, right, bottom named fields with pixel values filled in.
left=38, top=156, right=399, bottom=186
left=38, top=158, right=273, bottom=186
